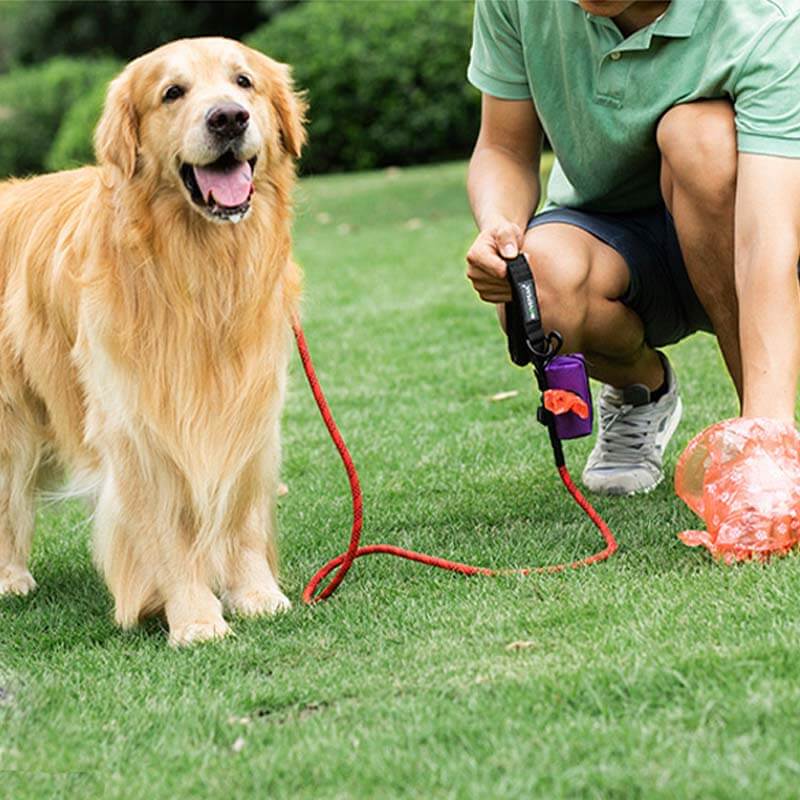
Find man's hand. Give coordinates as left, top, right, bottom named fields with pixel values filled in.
left=465, top=220, right=524, bottom=303
left=466, top=93, right=542, bottom=305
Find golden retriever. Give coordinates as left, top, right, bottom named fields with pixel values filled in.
left=0, top=38, right=306, bottom=645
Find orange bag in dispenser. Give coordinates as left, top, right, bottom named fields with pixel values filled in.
left=675, top=418, right=800, bottom=562
left=543, top=389, right=590, bottom=420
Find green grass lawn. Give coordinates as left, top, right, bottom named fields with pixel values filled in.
left=3, top=160, right=800, bottom=799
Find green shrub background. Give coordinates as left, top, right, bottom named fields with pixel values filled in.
left=0, top=1, right=479, bottom=179
left=0, top=0, right=274, bottom=67
left=0, top=58, right=119, bottom=178
left=46, top=81, right=109, bottom=172
left=246, top=0, right=479, bottom=174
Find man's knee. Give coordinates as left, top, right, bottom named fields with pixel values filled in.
left=522, top=236, right=592, bottom=350
left=657, top=100, right=737, bottom=214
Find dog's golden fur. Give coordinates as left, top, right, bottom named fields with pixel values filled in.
left=0, top=38, right=306, bottom=644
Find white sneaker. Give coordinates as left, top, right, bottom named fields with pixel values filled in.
left=581, top=356, right=682, bottom=496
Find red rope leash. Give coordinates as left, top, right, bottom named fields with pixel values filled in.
left=292, top=319, right=618, bottom=605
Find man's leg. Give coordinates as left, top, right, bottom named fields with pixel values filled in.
left=519, top=223, right=663, bottom=389
left=517, top=222, right=681, bottom=495
left=657, top=100, right=741, bottom=397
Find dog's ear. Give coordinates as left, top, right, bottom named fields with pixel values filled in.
left=256, top=54, right=307, bottom=159
left=273, top=67, right=307, bottom=160
left=95, top=71, right=139, bottom=179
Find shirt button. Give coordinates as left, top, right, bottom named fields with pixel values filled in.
left=610, top=52, right=622, bottom=61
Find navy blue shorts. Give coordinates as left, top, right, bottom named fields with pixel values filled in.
left=527, top=204, right=713, bottom=348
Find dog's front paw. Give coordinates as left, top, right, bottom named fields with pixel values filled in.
left=225, top=587, right=291, bottom=618
left=0, top=565, right=37, bottom=597
left=169, top=616, right=231, bottom=647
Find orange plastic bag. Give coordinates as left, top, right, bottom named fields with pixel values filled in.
left=675, top=417, right=800, bottom=562
left=543, top=389, right=590, bottom=420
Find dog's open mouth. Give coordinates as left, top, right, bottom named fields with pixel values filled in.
left=180, top=152, right=257, bottom=222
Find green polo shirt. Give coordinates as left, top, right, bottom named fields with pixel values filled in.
left=468, top=0, right=800, bottom=212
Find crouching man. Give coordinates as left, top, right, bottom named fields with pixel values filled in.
left=466, top=0, right=800, bottom=495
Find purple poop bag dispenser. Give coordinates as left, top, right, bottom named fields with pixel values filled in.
left=544, top=354, right=593, bottom=440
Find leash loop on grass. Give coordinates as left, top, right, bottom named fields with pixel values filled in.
left=292, top=317, right=618, bottom=605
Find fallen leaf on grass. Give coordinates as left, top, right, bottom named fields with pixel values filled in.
left=277, top=483, right=289, bottom=497
left=490, top=390, right=519, bottom=402
left=505, top=640, right=536, bottom=651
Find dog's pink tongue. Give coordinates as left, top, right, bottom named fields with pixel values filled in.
left=193, top=160, right=253, bottom=207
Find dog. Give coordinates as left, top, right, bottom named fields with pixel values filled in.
left=0, top=38, right=306, bottom=645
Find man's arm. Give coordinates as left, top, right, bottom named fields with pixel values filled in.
left=735, top=153, right=800, bottom=421
left=465, top=93, right=542, bottom=303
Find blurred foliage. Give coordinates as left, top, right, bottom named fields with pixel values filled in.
left=247, top=0, right=479, bottom=174
left=0, top=0, right=480, bottom=178
left=0, top=57, right=120, bottom=178
left=0, top=0, right=298, bottom=69
left=46, top=81, right=109, bottom=172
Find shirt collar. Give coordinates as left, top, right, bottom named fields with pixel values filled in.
left=571, top=0, right=704, bottom=41
left=652, top=0, right=704, bottom=38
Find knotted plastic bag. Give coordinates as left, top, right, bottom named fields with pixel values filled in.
left=543, top=389, right=590, bottom=420
left=675, top=417, right=800, bottom=562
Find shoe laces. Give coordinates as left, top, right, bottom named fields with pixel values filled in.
left=595, top=391, right=659, bottom=464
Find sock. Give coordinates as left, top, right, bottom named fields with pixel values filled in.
left=649, top=353, right=670, bottom=403
left=649, top=376, right=669, bottom=403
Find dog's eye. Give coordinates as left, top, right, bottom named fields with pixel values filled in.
left=236, top=74, right=253, bottom=89
left=163, top=84, right=185, bottom=103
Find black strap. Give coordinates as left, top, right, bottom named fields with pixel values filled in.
left=505, top=255, right=546, bottom=366
left=503, top=255, right=566, bottom=465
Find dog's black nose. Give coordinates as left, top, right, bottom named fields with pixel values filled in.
left=206, top=103, right=250, bottom=139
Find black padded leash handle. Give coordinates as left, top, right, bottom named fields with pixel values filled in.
left=505, top=254, right=546, bottom=366
left=504, top=254, right=566, bottom=467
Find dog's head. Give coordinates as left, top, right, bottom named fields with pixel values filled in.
left=95, top=37, right=306, bottom=224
